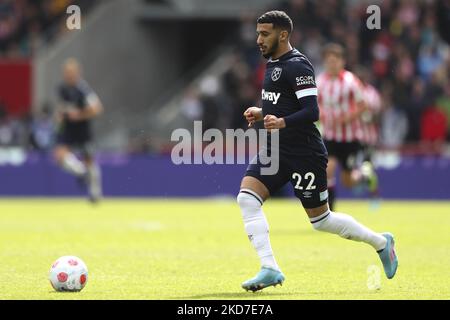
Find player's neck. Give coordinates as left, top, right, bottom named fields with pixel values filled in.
left=328, top=69, right=345, bottom=78
left=271, top=43, right=293, bottom=60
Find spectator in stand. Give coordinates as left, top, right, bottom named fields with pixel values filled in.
left=29, top=103, right=55, bottom=151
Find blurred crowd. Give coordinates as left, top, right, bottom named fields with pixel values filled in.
left=182, top=0, right=450, bottom=152
left=0, top=0, right=95, bottom=155
left=0, top=102, right=54, bottom=152
left=1, top=0, right=450, bottom=155
left=0, top=0, right=94, bottom=58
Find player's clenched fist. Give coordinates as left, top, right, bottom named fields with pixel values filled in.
left=243, top=107, right=263, bottom=127
left=264, top=114, right=286, bottom=131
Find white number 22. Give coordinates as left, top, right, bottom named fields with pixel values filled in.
left=292, top=172, right=316, bottom=190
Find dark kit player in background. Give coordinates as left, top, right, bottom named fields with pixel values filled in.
left=237, top=11, right=398, bottom=292
left=53, top=58, right=103, bottom=203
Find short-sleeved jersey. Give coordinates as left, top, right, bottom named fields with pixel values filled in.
left=361, top=83, right=382, bottom=146
left=57, top=80, right=99, bottom=138
left=262, top=48, right=327, bottom=156
left=317, top=70, right=365, bottom=143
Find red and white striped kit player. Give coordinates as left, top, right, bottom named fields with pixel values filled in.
left=317, top=70, right=365, bottom=143
left=360, top=83, right=382, bottom=146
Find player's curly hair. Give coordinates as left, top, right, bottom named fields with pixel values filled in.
left=257, top=10, right=293, bottom=34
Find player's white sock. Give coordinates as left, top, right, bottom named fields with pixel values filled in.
left=87, top=163, right=102, bottom=198
left=310, top=210, right=387, bottom=251
left=237, top=190, right=280, bottom=271
left=61, top=153, right=86, bottom=176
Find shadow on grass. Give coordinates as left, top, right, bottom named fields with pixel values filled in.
left=169, top=291, right=301, bottom=300
left=47, top=290, right=86, bottom=297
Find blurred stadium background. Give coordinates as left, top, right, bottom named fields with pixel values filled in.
left=0, top=0, right=450, bottom=300
left=0, top=0, right=449, bottom=199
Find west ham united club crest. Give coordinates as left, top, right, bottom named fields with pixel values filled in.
left=271, top=67, right=282, bottom=81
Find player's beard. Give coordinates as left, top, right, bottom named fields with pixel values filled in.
left=262, top=40, right=279, bottom=59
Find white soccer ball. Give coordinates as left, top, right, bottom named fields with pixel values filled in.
left=49, top=256, right=88, bottom=292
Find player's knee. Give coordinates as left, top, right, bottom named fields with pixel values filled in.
left=341, top=172, right=354, bottom=188
left=237, top=191, right=262, bottom=211
left=53, top=148, right=65, bottom=163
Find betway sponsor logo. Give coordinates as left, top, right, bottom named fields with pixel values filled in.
left=261, top=89, right=281, bottom=105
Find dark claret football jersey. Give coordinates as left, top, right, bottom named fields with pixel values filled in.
left=57, top=80, right=99, bottom=142
left=261, top=48, right=327, bottom=157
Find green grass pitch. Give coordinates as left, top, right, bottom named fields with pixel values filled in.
left=0, top=198, right=449, bottom=300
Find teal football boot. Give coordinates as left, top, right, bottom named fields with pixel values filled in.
left=377, top=232, right=398, bottom=279
left=242, top=266, right=285, bottom=292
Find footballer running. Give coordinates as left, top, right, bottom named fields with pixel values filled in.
left=53, top=58, right=103, bottom=203
left=237, top=11, right=398, bottom=292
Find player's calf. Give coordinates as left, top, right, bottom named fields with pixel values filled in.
left=55, top=147, right=86, bottom=177
left=86, top=163, right=102, bottom=203
left=309, top=208, right=387, bottom=251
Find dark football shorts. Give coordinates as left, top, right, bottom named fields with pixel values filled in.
left=56, top=130, right=95, bottom=159
left=323, top=140, right=365, bottom=171
left=245, top=149, right=329, bottom=209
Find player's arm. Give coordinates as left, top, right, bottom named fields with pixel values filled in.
left=54, top=101, right=65, bottom=123
left=55, top=86, right=72, bottom=123
left=264, top=96, right=319, bottom=130
left=335, top=76, right=367, bottom=125
left=370, top=89, right=383, bottom=126
left=337, top=100, right=367, bottom=125
left=80, top=93, right=103, bottom=119
left=67, top=91, right=103, bottom=122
